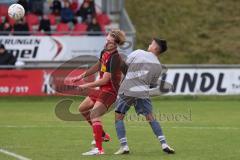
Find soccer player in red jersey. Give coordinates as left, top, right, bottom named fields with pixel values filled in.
left=70, top=30, right=126, bottom=155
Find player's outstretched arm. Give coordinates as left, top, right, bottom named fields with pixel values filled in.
left=79, top=72, right=111, bottom=89
left=149, top=79, right=174, bottom=96
left=149, top=64, right=172, bottom=96
left=83, top=61, right=101, bottom=78
left=70, top=61, right=101, bottom=83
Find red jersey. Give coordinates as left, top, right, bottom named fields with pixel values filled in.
left=99, top=49, right=122, bottom=95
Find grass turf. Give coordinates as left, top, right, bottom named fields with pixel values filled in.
left=125, top=0, right=240, bottom=64
left=0, top=96, right=240, bottom=160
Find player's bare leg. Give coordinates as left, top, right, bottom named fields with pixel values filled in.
left=145, top=113, right=175, bottom=154
left=79, top=97, right=94, bottom=125
left=82, top=101, right=108, bottom=156
left=79, top=97, right=110, bottom=147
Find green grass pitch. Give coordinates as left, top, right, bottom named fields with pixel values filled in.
left=0, top=96, right=240, bottom=160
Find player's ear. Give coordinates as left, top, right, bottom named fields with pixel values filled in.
left=155, top=45, right=161, bottom=55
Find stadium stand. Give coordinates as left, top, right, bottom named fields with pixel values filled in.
left=0, top=0, right=115, bottom=35
left=26, top=13, right=39, bottom=26
left=0, top=0, right=136, bottom=69
left=56, top=22, right=70, bottom=35
left=72, top=23, right=88, bottom=35
left=47, top=14, right=57, bottom=25
left=0, top=4, right=8, bottom=17
left=96, top=13, right=110, bottom=25
left=7, top=16, right=15, bottom=26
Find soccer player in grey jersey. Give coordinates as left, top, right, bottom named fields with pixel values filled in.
left=114, top=38, right=175, bottom=155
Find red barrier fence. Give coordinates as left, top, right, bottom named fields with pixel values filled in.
left=0, top=69, right=90, bottom=96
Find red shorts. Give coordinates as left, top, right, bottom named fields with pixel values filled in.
left=89, top=90, right=117, bottom=109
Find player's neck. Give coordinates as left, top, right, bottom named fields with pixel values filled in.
left=149, top=51, right=159, bottom=58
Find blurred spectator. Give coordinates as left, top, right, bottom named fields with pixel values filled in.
left=0, top=44, right=16, bottom=66
left=61, top=1, right=75, bottom=23
left=51, top=0, right=62, bottom=15
left=17, top=0, right=29, bottom=13
left=13, top=18, right=30, bottom=36
left=39, top=14, right=51, bottom=35
left=70, top=0, right=79, bottom=13
left=29, top=0, right=44, bottom=15
left=43, top=1, right=51, bottom=14
left=76, top=0, right=96, bottom=23
left=0, top=19, right=12, bottom=35
left=88, top=0, right=96, bottom=14
left=87, top=17, right=102, bottom=36
left=63, top=0, right=71, bottom=4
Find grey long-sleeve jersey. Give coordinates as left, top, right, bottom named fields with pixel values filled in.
left=118, top=49, right=162, bottom=98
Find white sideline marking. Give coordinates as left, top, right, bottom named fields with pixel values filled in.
left=169, top=126, right=239, bottom=130
left=0, top=125, right=239, bottom=130
left=0, top=148, right=31, bottom=160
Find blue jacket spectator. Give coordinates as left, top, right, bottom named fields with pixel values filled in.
left=61, top=1, right=74, bottom=23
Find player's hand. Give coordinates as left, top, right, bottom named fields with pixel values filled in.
left=70, top=74, right=85, bottom=83
left=71, top=77, right=81, bottom=83
left=65, top=77, right=76, bottom=83
left=79, top=84, right=88, bottom=90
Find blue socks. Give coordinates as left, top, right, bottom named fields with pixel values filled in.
left=115, top=120, right=128, bottom=146
left=149, top=120, right=166, bottom=144
left=116, top=119, right=166, bottom=146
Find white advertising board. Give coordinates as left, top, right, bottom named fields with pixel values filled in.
left=162, top=68, right=240, bottom=95
left=0, top=36, right=134, bottom=61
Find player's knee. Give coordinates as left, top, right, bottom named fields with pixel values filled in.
left=115, top=112, right=125, bottom=120
left=90, top=111, right=96, bottom=120
left=79, top=106, right=86, bottom=114
left=145, top=113, right=155, bottom=121
left=91, top=118, right=101, bottom=124
left=79, top=106, right=83, bottom=113
left=90, top=110, right=102, bottom=120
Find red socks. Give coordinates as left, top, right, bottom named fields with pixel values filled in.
left=82, top=113, right=106, bottom=139
left=92, top=121, right=103, bottom=151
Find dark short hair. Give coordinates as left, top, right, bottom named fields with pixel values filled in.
left=153, top=38, right=167, bottom=54
left=0, top=44, right=5, bottom=49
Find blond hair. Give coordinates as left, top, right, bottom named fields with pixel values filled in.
left=109, top=29, right=126, bottom=46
